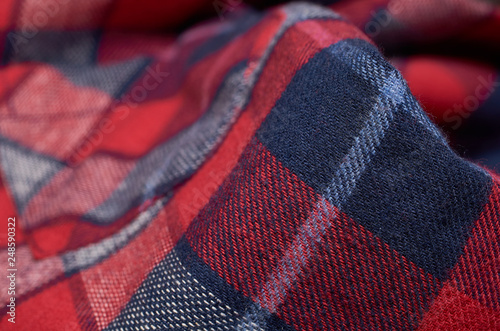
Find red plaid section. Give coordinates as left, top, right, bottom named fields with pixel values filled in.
left=449, top=175, right=500, bottom=309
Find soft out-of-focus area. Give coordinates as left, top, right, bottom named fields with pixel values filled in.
left=3, top=0, right=498, bottom=168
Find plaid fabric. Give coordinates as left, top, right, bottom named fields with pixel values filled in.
left=0, top=0, right=499, bottom=330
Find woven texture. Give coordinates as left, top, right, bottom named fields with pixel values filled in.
left=1, top=0, right=500, bottom=330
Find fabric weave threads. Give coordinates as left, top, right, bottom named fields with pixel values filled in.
left=1, top=0, right=500, bottom=330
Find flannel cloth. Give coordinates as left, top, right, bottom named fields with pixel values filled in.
left=1, top=0, right=500, bottom=330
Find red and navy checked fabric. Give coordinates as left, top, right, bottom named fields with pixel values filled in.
left=0, top=0, right=500, bottom=330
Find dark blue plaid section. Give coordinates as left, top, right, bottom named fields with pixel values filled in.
left=256, top=39, right=390, bottom=193
left=344, top=107, right=492, bottom=279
